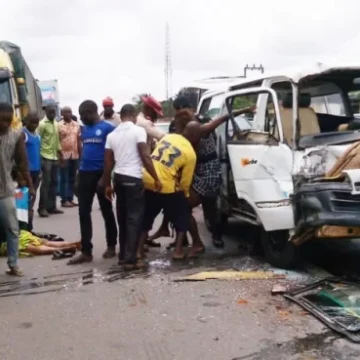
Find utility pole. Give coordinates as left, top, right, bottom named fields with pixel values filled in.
left=164, top=22, right=172, bottom=117
left=241, top=64, right=264, bottom=78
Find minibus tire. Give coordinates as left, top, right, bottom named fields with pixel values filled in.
left=261, top=229, right=299, bottom=269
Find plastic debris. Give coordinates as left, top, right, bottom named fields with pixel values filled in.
left=237, top=298, right=248, bottom=305
left=278, top=310, right=290, bottom=318
left=174, top=271, right=286, bottom=282
left=272, top=283, right=290, bottom=295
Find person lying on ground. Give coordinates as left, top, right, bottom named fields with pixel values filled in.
left=0, top=230, right=80, bottom=257
left=137, top=117, right=202, bottom=261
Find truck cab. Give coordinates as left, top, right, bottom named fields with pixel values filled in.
left=0, top=42, right=43, bottom=129
left=198, top=64, right=360, bottom=269
left=0, top=49, right=22, bottom=128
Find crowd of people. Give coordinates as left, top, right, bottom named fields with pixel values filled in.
left=0, top=95, right=255, bottom=275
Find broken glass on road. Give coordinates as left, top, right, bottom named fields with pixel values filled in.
left=285, top=278, right=360, bottom=342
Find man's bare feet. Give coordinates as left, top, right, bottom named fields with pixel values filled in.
left=167, top=236, right=189, bottom=251
left=136, top=250, right=146, bottom=260
left=172, top=251, right=186, bottom=260
left=188, top=245, right=206, bottom=258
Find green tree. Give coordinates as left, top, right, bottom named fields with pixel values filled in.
left=132, top=93, right=177, bottom=119
left=132, top=93, right=149, bottom=113
left=232, top=95, right=255, bottom=110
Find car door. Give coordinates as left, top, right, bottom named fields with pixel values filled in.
left=224, top=87, right=294, bottom=231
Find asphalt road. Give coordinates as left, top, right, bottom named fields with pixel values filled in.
left=0, top=203, right=359, bottom=360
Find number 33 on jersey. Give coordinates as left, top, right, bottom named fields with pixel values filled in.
left=143, top=134, right=197, bottom=196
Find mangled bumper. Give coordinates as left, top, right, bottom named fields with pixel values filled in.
left=293, top=181, right=360, bottom=237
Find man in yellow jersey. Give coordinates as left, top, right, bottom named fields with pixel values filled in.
left=138, top=120, right=201, bottom=260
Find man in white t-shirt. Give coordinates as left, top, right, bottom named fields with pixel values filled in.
left=103, top=104, right=162, bottom=271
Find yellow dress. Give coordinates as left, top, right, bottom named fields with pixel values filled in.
left=0, top=230, right=43, bottom=257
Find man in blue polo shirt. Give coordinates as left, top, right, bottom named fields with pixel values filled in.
left=68, top=100, right=118, bottom=265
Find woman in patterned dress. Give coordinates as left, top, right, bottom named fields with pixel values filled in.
left=148, top=97, right=255, bottom=256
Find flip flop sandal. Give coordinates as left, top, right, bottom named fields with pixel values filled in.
left=188, top=247, right=206, bottom=259
left=51, top=236, right=65, bottom=242
left=52, top=250, right=75, bottom=260
left=172, top=253, right=186, bottom=261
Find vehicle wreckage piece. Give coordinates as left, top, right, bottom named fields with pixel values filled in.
left=316, top=225, right=360, bottom=238
left=174, top=270, right=286, bottom=282
left=291, top=141, right=360, bottom=245
left=284, top=277, right=360, bottom=343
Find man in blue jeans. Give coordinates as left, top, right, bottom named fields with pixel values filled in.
left=0, top=102, right=35, bottom=276
left=58, top=106, right=80, bottom=207
left=22, top=111, right=41, bottom=231
left=38, top=104, right=64, bottom=217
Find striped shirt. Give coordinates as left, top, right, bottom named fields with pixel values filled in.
left=0, top=129, right=22, bottom=198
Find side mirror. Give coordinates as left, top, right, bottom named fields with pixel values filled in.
left=18, top=84, right=27, bottom=104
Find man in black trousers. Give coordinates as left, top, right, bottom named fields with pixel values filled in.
left=103, top=104, right=161, bottom=270
left=68, top=100, right=118, bottom=265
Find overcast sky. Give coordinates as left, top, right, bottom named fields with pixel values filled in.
left=1, top=0, right=359, bottom=113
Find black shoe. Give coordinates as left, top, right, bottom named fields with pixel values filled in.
left=48, top=208, right=64, bottom=215
left=38, top=209, right=49, bottom=218
left=103, top=247, right=116, bottom=259
left=212, top=236, right=224, bottom=249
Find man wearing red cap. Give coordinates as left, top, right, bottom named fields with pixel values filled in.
left=100, top=97, right=121, bottom=127
left=136, top=95, right=165, bottom=149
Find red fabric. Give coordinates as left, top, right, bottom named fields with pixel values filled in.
left=141, top=95, right=163, bottom=116
left=102, top=96, right=114, bottom=107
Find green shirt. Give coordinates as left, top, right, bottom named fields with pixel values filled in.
left=38, top=117, right=62, bottom=160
